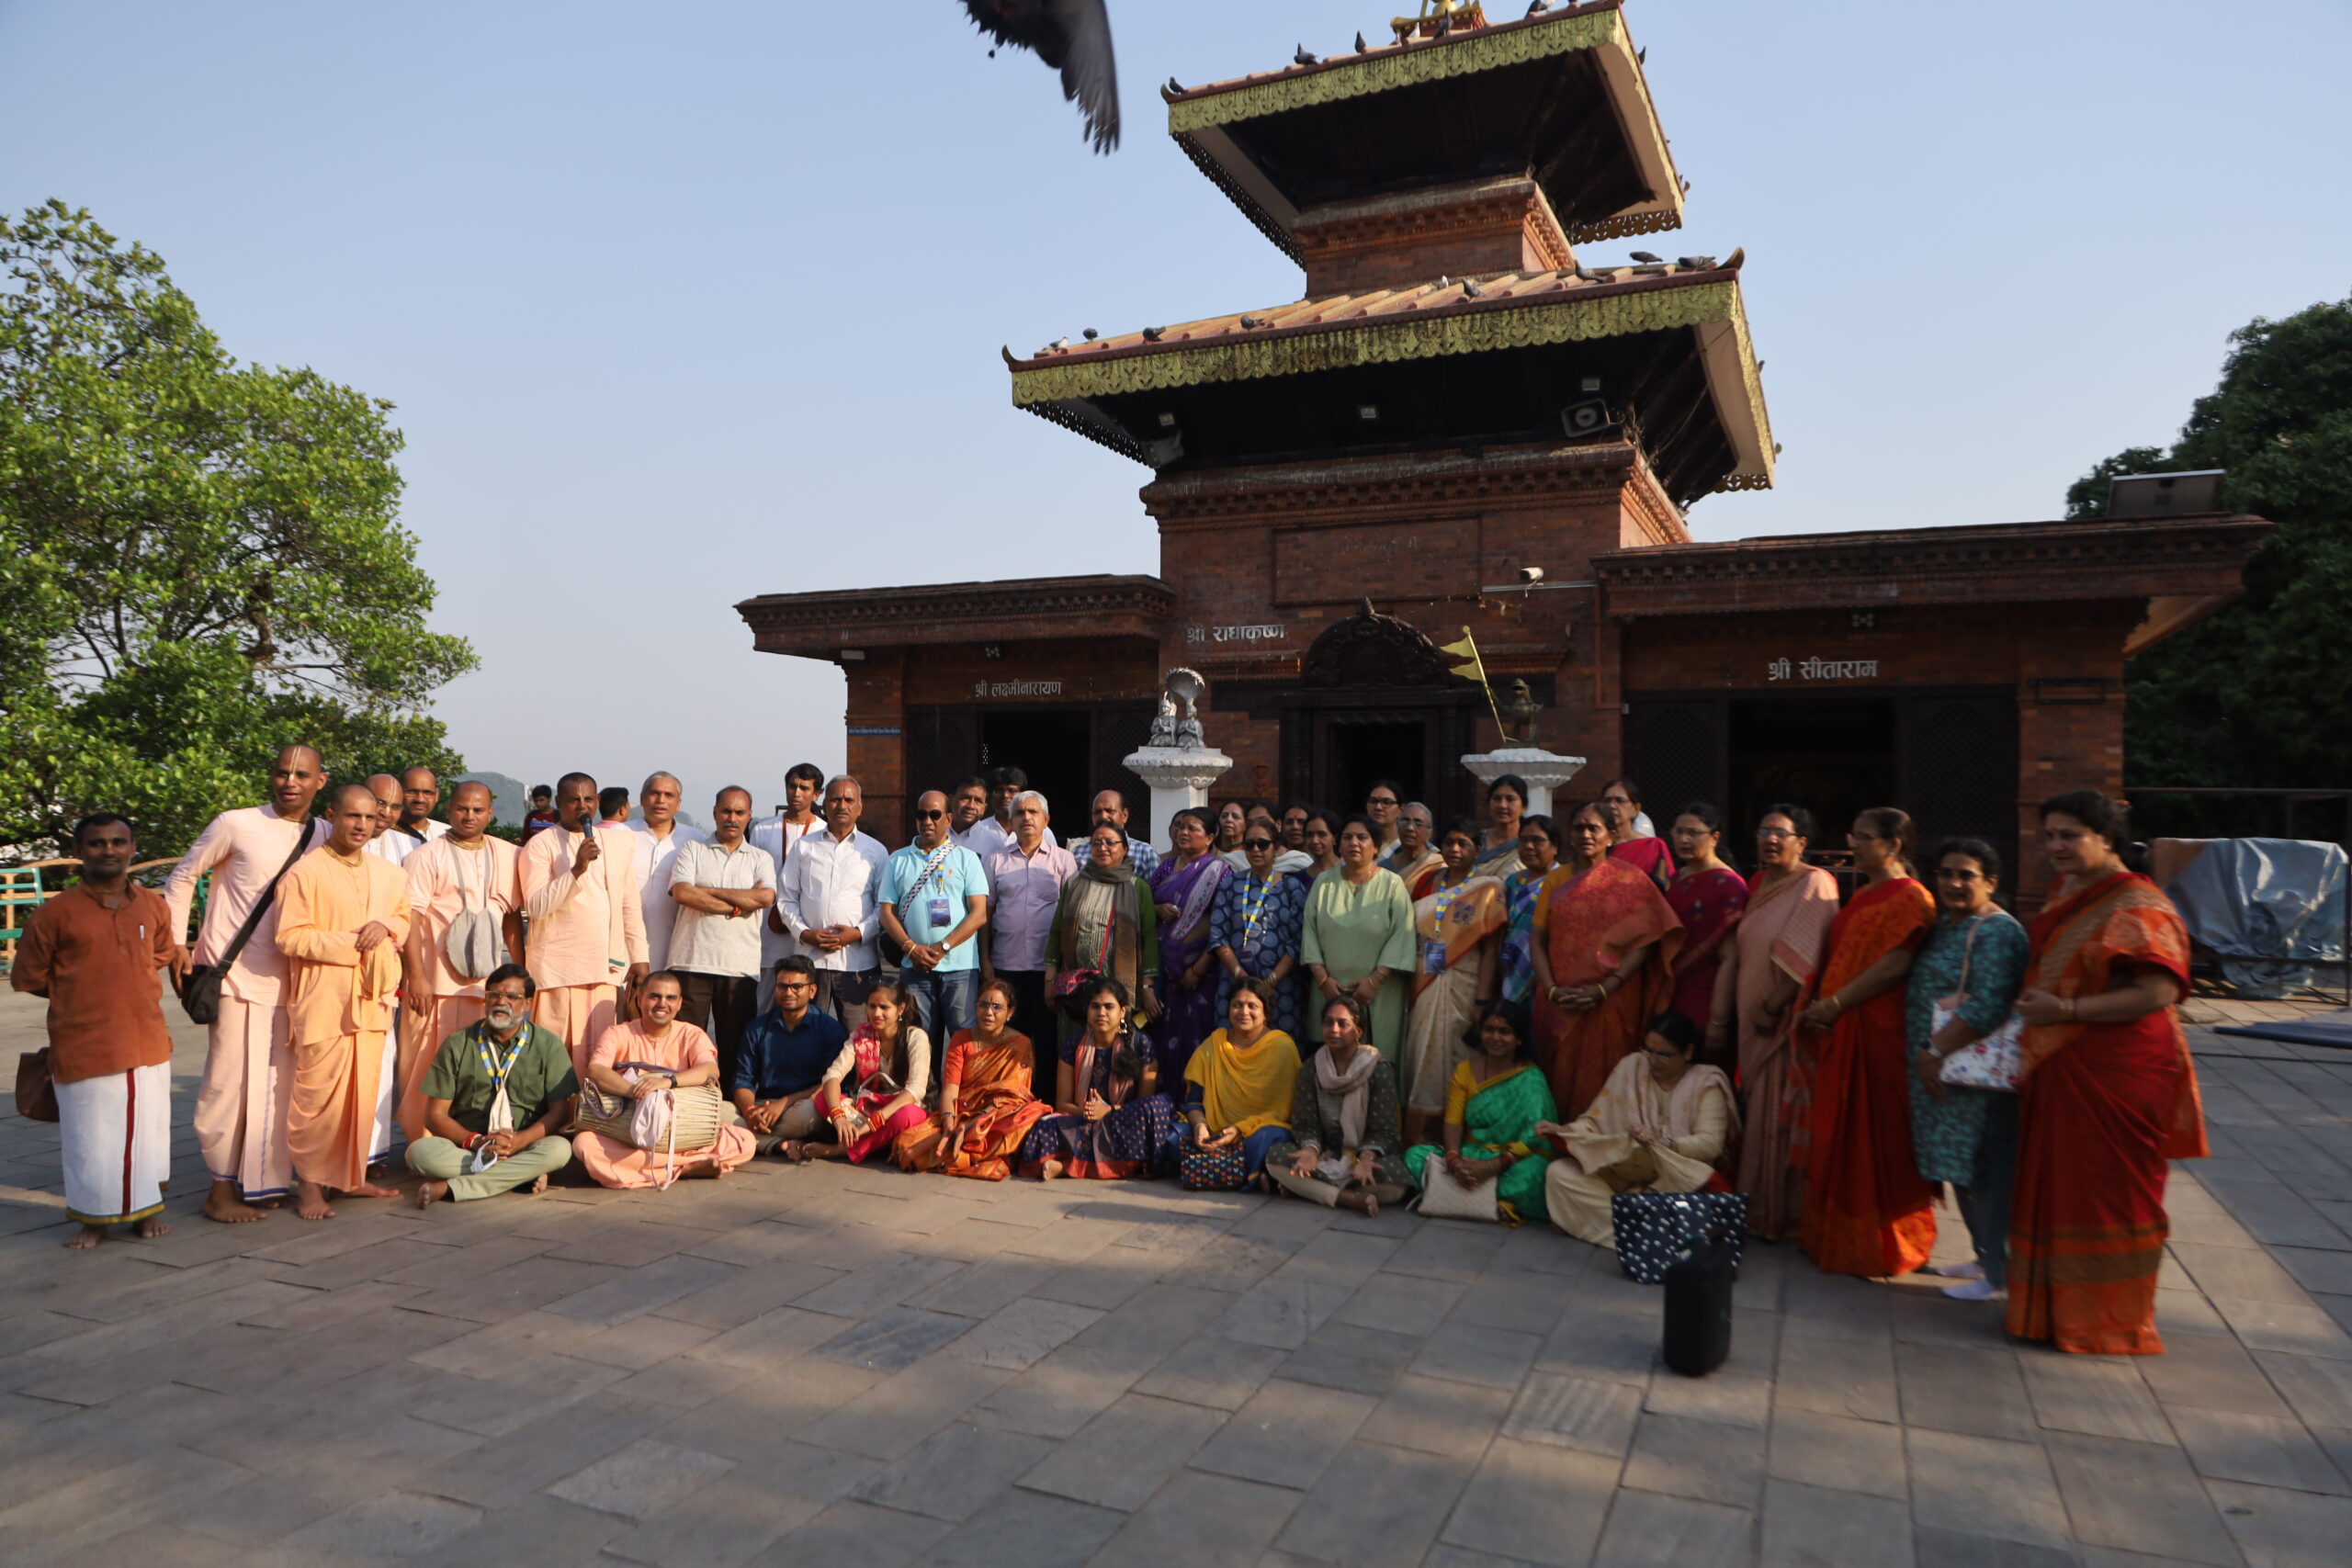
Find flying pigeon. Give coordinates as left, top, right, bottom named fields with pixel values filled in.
left=1629, top=250, right=1663, bottom=264
left=961, top=0, right=1121, bottom=153
left=1141, top=325, right=1164, bottom=342
left=1355, top=30, right=1368, bottom=51
left=1081, top=327, right=1100, bottom=340
left=1295, top=43, right=1318, bottom=65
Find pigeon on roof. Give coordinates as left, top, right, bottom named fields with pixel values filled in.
left=1141, top=326, right=1164, bottom=341
left=961, top=0, right=1121, bottom=153
left=1165, top=75, right=1182, bottom=95
left=1526, top=0, right=1551, bottom=13
left=1630, top=251, right=1663, bottom=264
left=1355, top=30, right=1368, bottom=51
left=1676, top=256, right=1716, bottom=270
left=1462, top=278, right=1487, bottom=298
left=1082, top=328, right=1100, bottom=340
left=1295, top=43, right=1318, bottom=65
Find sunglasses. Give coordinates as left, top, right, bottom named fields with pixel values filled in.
left=913, top=809, right=946, bottom=820
left=1243, top=839, right=1275, bottom=851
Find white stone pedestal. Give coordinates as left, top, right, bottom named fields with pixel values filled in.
left=1460, top=748, right=1588, bottom=818
left=1123, top=745, right=1235, bottom=848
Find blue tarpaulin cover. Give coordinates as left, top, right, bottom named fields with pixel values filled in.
left=2166, top=838, right=2347, bottom=999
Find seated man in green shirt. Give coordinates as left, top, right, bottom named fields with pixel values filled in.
left=408, top=963, right=579, bottom=1203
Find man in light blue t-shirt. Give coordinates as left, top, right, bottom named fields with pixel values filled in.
left=880, top=789, right=990, bottom=1081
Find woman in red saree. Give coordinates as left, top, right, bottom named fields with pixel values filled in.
left=1531, top=801, right=1683, bottom=1121
left=897, top=978, right=1050, bottom=1180
left=1794, top=808, right=1939, bottom=1277
left=1664, top=802, right=1748, bottom=1073
left=1718, top=806, right=1839, bottom=1238
left=2007, top=790, right=2204, bottom=1355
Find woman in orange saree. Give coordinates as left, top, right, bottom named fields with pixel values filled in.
left=897, top=978, right=1050, bottom=1180
left=1794, top=808, right=1939, bottom=1277
left=1531, top=801, right=1683, bottom=1121
left=2007, top=790, right=2204, bottom=1355
left=1718, top=805, right=1839, bottom=1238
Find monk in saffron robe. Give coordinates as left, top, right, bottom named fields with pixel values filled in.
left=275, top=783, right=412, bottom=1220
left=519, top=772, right=649, bottom=1077
left=400, top=781, right=526, bottom=1140
left=164, top=745, right=332, bottom=1221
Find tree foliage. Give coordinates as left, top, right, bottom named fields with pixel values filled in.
left=2068, top=294, right=2352, bottom=795
left=0, top=200, right=475, bottom=857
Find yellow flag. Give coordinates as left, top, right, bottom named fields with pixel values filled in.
left=1440, top=627, right=1506, bottom=733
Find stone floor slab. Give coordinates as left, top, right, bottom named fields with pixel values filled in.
left=1438, top=1437, right=1620, bottom=1568
left=1905, top=1427, right=2072, bottom=1548
left=1272, top=1440, right=1479, bottom=1568
left=1189, top=1378, right=1377, bottom=1491
left=1589, top=1487, right=1754, bottom=1568
left=848, top=1420, right=1058, bottom=1520
left=2042, top=1431, right=2240, bottom=1565
left=545, top=1438, right=736, bottom=1520
left=1759, top=1476, right=1917, bottom=1568
left=1018, top=1392, right=1224, bottom=1509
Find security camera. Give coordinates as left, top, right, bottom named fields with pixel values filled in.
left=1518, top=566, right=1545, bottom=585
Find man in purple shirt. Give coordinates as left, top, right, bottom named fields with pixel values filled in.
left=978, top=789, right=1078, bottom=1081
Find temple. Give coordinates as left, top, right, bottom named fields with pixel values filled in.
left=738, top=0, right=2266, bottom=900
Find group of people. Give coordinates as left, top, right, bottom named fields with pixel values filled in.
left=13, top=747, right=2204, bottom=1358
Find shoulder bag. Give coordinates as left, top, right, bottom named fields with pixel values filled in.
left=442, top=843, right=508, bottom=980
left=15, top=1048, right=59, bottom=1122
left=1613, top=1190, right=1749, bottom=1284
left=1935, top=916, right=2025, bottom=1092
left=176, top=820, right=312, bottom=1025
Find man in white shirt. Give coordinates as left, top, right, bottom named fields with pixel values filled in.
left=666, top=786, right=777, bottom=1085
left=626, top=771, right=707, bottom=972
left=751, top=761, right=826, bottom=1010
left=946, top=776, right=1000, bottom=855
left=779, top=775, right=888, bottom=1031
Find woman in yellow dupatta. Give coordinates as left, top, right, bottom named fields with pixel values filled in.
left=1532, top=801, right=1684, bottom=1121
left=1401, top=818, right=1505, bottom=1145
left=1182, top=978, right=1302, bottom=1181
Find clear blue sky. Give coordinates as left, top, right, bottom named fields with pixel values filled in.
left=6, top=0, right=2347, bottom=815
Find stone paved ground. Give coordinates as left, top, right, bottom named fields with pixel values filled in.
left=2, top=989, right=2348, bottom=1568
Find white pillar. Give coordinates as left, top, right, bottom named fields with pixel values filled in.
left=1122, top=746, right=1235, bottom=849
left=1459, top=747, right=1589, bottom=819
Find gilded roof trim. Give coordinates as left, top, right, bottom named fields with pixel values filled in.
left=1168, top=9, right=1622, bottom=133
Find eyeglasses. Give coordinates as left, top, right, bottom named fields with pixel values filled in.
left=484, top=991, right=529, bottom=1005
left=1242, top=839, right=1275, bottom=851
left=1367, top=795, right=1398, bottom=807
left=1757, top=828, right=1796, bottom=840
left=913, top=809, right=945, bottom=820
left=778, top=979, right=816, bottom=991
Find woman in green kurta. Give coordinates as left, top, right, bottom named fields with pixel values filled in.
left=1300, top=816, right=1417, bottom=1055
left=1404, top=998, right=1559, bottom=1224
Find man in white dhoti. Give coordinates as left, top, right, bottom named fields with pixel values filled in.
left=165, top=745, right=333, bottom=1222
left=13, top=815, right=186, bottom=1247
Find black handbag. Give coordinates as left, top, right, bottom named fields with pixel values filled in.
left=1662, top=1224, right=1739, bottom=1377
left=175, top=820, right=312, bottom=1024
left=1611, top=1190, right=1747, bottom=1285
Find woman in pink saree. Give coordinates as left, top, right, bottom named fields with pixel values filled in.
left=1716, top=804, right=1839, bottom=1238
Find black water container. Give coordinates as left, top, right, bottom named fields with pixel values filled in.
left=1660, top=1227, right=1736, bottom=1376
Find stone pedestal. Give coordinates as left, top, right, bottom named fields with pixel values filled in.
left=1123, top=745, right=1235, bottom=848
left=1459, top=747, right=1588, bottom=818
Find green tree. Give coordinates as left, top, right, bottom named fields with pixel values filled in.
left=2068, top=295, right=2352, bottom=799
left=0, top=199, right=475, bottom=857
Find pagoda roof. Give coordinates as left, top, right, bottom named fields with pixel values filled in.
left=1167, top=1, right=1680, bottom=262
left=737, top=574, right=1172, bottom=661
left=1008, top=261, right=1771, bottom=502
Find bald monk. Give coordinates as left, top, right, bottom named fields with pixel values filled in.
left=165, top=744, right=334, bottom=1221
left=398, top=781, right=526, bottom=1141
left=519, top=772, right=649, bottom=1077
left=362, top=773, right=416, bottom=868
left=275, top=784, right=412, bottom=1220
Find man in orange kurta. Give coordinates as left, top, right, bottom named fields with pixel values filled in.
left=275, top=784, right=412, bottom=1220
left=399, top=781, right=525, bottom=1140
left=519, top=772, right=649, bottom=1077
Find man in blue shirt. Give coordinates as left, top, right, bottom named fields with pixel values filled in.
left=880, top=790, right=989, bottom=1083
left=729, top=956, right=848, bottom=1159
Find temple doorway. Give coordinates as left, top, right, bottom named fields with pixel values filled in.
left=1330, top=721, right=1426, bottom=818
left=1726, top=697, right=1897, bottom=866
left=981, top=710, right=1092, bottom=843
left=1278, top=602, right=1483, bottom=821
